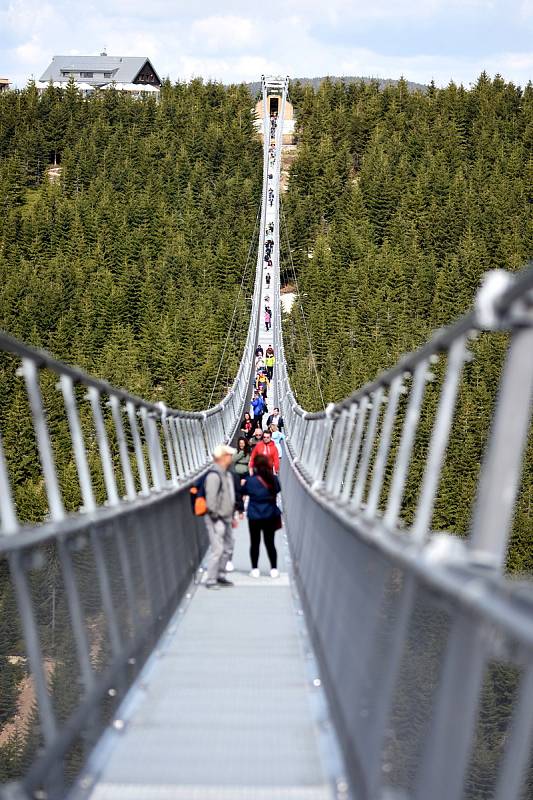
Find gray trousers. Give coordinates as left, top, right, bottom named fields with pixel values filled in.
left=205, top=516, right=234, bottom=582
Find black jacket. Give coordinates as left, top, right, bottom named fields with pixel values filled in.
left=266, top=414, right=284, bottom=432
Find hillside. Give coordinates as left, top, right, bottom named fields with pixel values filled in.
left=246, top=75, right=427, bottom=97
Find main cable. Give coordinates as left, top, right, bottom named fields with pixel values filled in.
left=279, top=199, right=326, bottom=411
left=208, top=200, right=262, bottom=408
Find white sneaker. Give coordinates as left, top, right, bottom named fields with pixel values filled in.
left=250, top=568, right=260, bottom=578
left=226, top=561, right=234, bottom=573
left=270, top=568, right=280, bottom=579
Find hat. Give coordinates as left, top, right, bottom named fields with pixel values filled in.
left=213, top=444, right=237, bottom=458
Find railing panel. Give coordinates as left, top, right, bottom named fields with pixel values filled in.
left=282, top=451, right=533, bottom=800
left=0, top=490, right=208, bottom=796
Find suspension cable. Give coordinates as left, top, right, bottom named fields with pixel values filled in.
left=208, top=201, right=261, bottom=407
left=279, top=199, right=326, bottom=410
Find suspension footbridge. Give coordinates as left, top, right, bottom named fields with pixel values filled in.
left=1, top=76, right=533, bottom=800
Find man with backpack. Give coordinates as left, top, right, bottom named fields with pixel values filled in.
left=204, top=445, right=237, bottom=589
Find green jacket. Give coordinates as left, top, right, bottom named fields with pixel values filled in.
left=232, top=449, right=251, bottom=476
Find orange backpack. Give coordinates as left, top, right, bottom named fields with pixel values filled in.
left=189, top=470, right=221, bottom=516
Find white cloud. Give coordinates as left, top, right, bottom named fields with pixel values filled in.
left=14, top=36, right=46, bottom=66
left=179, top=54, right=283, bottom=82
left=4, top=0, right=57, bottom=33
left=269, top=0, right=497, bottom=21
left=0, top=0, right=531, bottom=88
left=189, top=15, right=257, bottom=53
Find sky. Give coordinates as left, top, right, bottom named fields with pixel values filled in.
left=0, top=0, right=532, bottom=89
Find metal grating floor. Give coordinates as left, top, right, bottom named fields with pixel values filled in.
left=81, top=519, right=333, bottom=800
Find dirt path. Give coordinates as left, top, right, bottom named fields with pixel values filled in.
left=0, top=659, right=55, bottom=746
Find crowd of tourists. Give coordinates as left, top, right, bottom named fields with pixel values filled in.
left=201, top=338, right=284, bottom=591
left=200, top=114, right=284, bottom=590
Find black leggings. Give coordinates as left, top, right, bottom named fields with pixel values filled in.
left=249, top=518, right=278, bottom=569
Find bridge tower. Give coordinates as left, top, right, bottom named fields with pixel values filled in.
left=254, top=75, right=295, bottom=144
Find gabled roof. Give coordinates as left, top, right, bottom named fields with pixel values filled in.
left=40, top=55, right=161, bottom=86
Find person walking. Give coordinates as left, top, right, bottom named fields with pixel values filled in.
left=251, top=391, right=265, bottom=430
left=255, top=345, right=264, bottom=358
left=224, top=437, right=251, bottom=574
left=232, top=436, right=251, bottom=477
left=240, top=412, right=254, bottom=439
left=256, top=370, right=269, bottom=399
left=242, top=454, right=282, bottom=578
left=264, top=308, right=272, bottom=331
left=266, top=407, right=284, bottom=432
left=249, top=427, right=264, bottom=450
left=269, top=424, right=285, bottom=460
left=265, top=347, right=275, bottom=380
left=204, top=445, right=237, bottom=589
left=265, top=272, right=271, bottom=288
left=249, top=429, right=280, bottom=474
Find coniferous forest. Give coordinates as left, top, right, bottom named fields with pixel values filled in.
left=282, top=74, right=532, bottom=573
left=0, top=72, right=532, bottom=790
left=0, top=79, right=261, bottom=407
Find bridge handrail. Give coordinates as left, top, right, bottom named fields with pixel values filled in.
left=274, top=256, right=533, bottom=565
left=0, top=330, right=210, bottom=420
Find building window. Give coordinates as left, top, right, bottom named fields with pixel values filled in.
left=103, top=72, right=112, bottom=78
left=81, top=72, right=93, bottom=78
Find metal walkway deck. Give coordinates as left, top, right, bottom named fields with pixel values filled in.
left=81, top=521, right=333, bottom=800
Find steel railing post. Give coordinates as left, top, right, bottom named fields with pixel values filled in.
left=340, top=397, right=368, bottom=504
left=411, top=338, right=467, bottom=543
left=60, top=375, right=97, bottom=512
left=126, top=401, right=150, bottom=496
left=21, top=358, right=65, bottom=521
left=88, top=386, right=120, bottom=507
left=351, top=388, right=384, bottom=510
left=365, top=377, right=402, bottom=519
left=469, top=326, right=533, bottom=568
left=0, top=429, right=19, bottom=534
left=383, top=361, right=428, bottom=528
left=159, top=406, right=178, bottom=486
left=169, top=416, right=185, bottom=479
left=109, top=394, right=137, bottom=501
